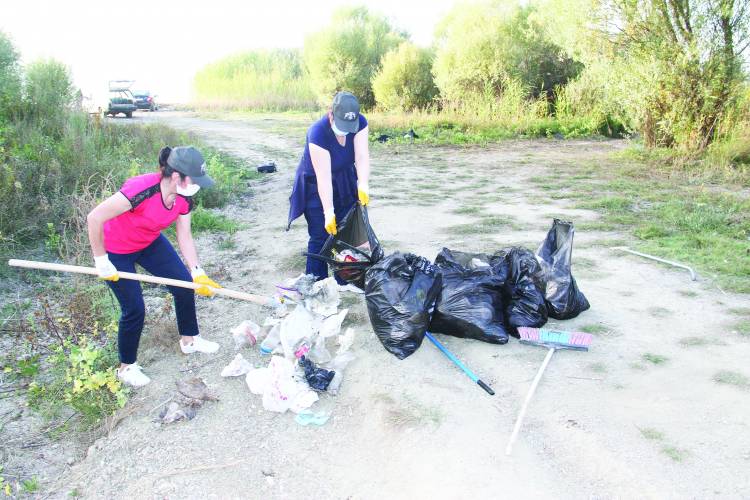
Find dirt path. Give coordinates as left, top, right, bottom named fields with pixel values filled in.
left=53, top=112, right=750, bottom=499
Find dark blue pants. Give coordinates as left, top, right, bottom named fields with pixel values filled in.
left=107, top=234, right=198, bottom=364
left=304, top=201, right=354, bottom=281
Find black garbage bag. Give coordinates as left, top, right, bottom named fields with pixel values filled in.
left=304, top=203, right=384, bottom=289
left=500, top=247, right=548, bottom=333
left=299, top=356, right=336, bottom=392
left=430, top=248, right=510, bottom=344
left=536, top=219, right=590, bottom=320
left=365, top=253, right=443, bottom=359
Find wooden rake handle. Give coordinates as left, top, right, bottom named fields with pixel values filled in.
left=8, top=259, right=271, bottom=306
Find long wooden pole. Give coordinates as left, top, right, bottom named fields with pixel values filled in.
left=8, top=259, right=271, bottom=306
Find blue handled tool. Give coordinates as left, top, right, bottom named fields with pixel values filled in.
left=425, top=332, right=495, bottom=396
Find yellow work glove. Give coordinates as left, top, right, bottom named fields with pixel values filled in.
left=191, top=267, right=221, bottom=297
left=94, top=255, right=119, bottom=282
left=358, top=181, right=369, bottom=206
left=324, top=208, right=337, bottom=236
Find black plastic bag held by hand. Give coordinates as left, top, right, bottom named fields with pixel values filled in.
left=536, top=219, right=590, bottom=320
left=365, top=253, right=443, bottom=359
left=430, top=248, right=510, bottom=344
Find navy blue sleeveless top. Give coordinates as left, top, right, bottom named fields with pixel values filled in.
left=288, top=113, right=368, bottom=229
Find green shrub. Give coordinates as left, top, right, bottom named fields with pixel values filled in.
left=0, top=31, right=21, bottom=122
left=373, top=42, right=438, bottom=112
left=432, top=1, right=582, bottom=111
left=303, top=6, right=406, bottom=107
left=23, top=59, right=74, bottom=135
left=193, top=49, right=316, bottom=111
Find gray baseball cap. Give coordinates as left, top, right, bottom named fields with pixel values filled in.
left=167, top=146, right=214, bottom=188
left=332, top=91, right=360, bottom=134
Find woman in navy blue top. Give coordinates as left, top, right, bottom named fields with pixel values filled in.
left=288, top=91, right=371, bottom=280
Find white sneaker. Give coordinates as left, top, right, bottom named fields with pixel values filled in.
left=180, top=335, right=220, bottom=354
left=117, top=364, right=151, bottom=387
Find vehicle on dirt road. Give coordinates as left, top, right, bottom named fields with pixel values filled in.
left=107, top=80, right=137, bottom=118
left=133, top=90, right=158, bottom=111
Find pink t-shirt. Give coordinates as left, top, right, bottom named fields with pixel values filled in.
left=104, top=173, right=193, bottom=254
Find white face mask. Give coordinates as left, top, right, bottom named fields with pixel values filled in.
left=176, top=183, right=200, bottom=197
left=331, top=121, right=348, bottom=137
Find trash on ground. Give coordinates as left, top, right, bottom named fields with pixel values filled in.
left=300, top=355, right=336, bottom=391
left=257, top=161, right=277, bottom=173
left=245, top=356, right=318, bottom=413
left=230, top=320, right=260, bottom=349
left=156, top=402, right=196, bottom=425
left=365, top=252, right=443, bottom=359
left=430, top=248, right=510, bottom=344
left=176, top=377, right=219, bottom=402
left=295, top=410, right=331, bottom=426
left=326, top=350, right=355, bottom=395
left=535, top=219, right=590, bottom=319
left=221, top=353, right=253, bottom=377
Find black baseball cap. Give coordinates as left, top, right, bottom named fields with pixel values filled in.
left=332, top=91, right=360, bottom=134
left=167, top=146, right=214, bottom=188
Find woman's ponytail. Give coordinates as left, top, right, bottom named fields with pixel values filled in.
left=159, top=146, right=173, bottom=176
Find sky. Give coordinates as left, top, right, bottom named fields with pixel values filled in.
left=1, top=0, right=458, bottom=105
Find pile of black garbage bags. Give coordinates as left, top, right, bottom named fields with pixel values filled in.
left=365, top=219, right=591, bottom=359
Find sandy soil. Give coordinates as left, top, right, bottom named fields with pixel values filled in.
left=28, top=111, right=750, bottom=498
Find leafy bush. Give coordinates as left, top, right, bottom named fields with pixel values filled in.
left=432, top=2, right=582, bottom=110
left=0, top=31, right=21, bottom=122
left=23, top=59, right=75, bottom=135
left=373, top=42, right=438, bottom=111
left=193, top=49, right=316, bottom=111
left=303, top=6, right=407, bottom=107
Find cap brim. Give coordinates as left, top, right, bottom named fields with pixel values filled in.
left=192, top=174, right=214, bottom=188
left=334, top=115, right=359, bottom=134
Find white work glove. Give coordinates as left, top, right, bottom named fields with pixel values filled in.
left=94, top=255, right=119, bottom=281
left=324, top=207, right=337, bottom=236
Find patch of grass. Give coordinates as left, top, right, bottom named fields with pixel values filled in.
left=677, top=290, right=699, bottom=298
left=445, top=215, right=519, bottom=235
left=713, top=370, right=750, bottom=390
left=580, top=323, right=610, bottom=335
left=732, top=319, right=750, bottom=336
left=639, top=427, right=665, bottom=440
left=678, top=336, right=710, bottom=347
left=191, top=207, right=243, bottom=235
left=728, top=307, right=750, bottom=316
left=648, top=307, right=672, bottom=318
left=21, top=477, right=40, bottom=493
left=587, top=362, right=608, bottom=374
left=452, top=205, right=483, bottom=216
left=661, top=446, right=688, bottom=462
left=217, top=236, right=236, bottom=250
left=642, top=353, right=669, bottom=365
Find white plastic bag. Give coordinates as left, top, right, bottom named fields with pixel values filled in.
left=230, top=320, right=260, bottom=349
left=279, top=305, right=319, bottom=359
left=221, top=353, right=253, bottom=377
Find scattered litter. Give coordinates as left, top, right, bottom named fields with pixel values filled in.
left=221, top=353, right=253, bottom=377
left=176, top=377, right=219, bottom=402
left=295, top=410, right=331, bottom=426
left=300, top=355, right=336, bottom=391
left=157, top=402, right=196, bottom=424
left=246, top=356, right=318, bottom=413
left=336, top=327, right=355, bottom=355
left=279, top=304, right=320, bottom=359
left=303, top=278, right=341, bottom=316
left=257, top=161, right=277, bottom=173
left=320, top=309, right=349, bottom=338
left=536, top=219, right=590, bottom=319
left=326, top=351, right=356, bottom=395
left=230, top=320, right=260, bottom=348
left=338, top=283, right=365, bottom=294
left=365, top=252, right=443, bottom=359
left=259, top=323, right=281, bottom=355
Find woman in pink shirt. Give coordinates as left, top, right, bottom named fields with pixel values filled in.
left=87, top=146, right=222, bottom=387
